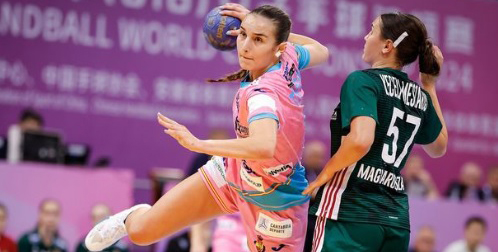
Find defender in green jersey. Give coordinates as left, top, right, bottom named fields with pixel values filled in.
left=304, top=13, right=448, bottom=252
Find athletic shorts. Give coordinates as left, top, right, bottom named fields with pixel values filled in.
left=200, top=156, right=309, bottom=252
left=311, top=217, right=410, bottom=252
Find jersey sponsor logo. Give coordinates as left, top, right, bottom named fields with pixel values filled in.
left=272, top=244, right=286, bottom=251
left=379, top=74, right=429, bottom=111
left=206, top=156, right=227, bottom=188
left=331, top=110, right=338, bottom=120
left=263, top=163, right=292, bottom=177
left=356, top=163, right=405, bottom=191
left=255, top=213, right=293, bottom=239
left=235, top=116, right=249, bottom=138
left=236, top=93, right=240, bottom=112
left=240, top=165, right=265, bottom=192
left=242, top=160, right=255, bottom=174
left=283, top=62, right=296, bottom=82
left=254, top=235, right=266, bottom=252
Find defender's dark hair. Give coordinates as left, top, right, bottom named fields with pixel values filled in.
left=380, top=13, right=440, bottom=76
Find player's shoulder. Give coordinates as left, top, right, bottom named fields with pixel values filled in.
left=240, top=78, right=278, bottom=98
left=344, top=69, right=381, bottom=87
left=281, top=42, right=299, bottom=63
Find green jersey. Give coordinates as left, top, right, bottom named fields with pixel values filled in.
left=310, top=68, right=442, bottom=230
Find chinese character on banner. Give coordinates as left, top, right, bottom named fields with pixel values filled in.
left=372, top=4, right=400, bottom=19
left=335, top=1, right=367, bottom=39
left=259, top=0, right=292, bottom=15
left=296, top=0, right=329, bottom=34
left=411, top=11, right=439, bottom=44
left=194, top=0, right=210, bottom=18
left=445, top=16, right=474, bottom=55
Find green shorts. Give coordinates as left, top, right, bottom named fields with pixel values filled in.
left=311, top=217, right=410, bottom=252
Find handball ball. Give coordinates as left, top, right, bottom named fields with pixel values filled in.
left=203, top=6, right=241, bottom=51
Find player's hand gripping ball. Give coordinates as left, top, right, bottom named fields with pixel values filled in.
left=203, top=6, right=241, bottom=51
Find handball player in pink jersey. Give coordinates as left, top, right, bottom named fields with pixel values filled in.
left=84, top=3, right=328, bottom=252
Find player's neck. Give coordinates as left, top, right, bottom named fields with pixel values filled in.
left=249, top=58, right=280, bottom=81
left=372, top=60, right=401, bottom=70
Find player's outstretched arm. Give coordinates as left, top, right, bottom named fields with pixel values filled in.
left=303, top=116, right=376, bottom=195
left=158, top=113, right=278, bottom=160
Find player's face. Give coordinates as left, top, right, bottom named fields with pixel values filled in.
left=362, top=17, right=385, bottom=65
left=237, top=14, right=280, bottom=72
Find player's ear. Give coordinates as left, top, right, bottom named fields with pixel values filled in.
left=275, top=43, right=286, bottom=57
left=382, top=39, right=394, bottom=54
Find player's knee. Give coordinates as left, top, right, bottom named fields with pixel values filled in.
left=128, top=223, right=153, bottom=246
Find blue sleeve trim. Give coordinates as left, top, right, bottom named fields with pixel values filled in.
left=295, top=44, right=311, bottom=70
left=248, top=113, right=279, bottom=124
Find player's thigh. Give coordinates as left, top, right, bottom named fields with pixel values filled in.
left=316, top=220, right=384, bottom=252
left=130, top=172, right=225, bottom=239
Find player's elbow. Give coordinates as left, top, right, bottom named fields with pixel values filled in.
left=317, top=44, right=330, bottom=65
left=255, top=143, right=276, bottom=159
left=426, top=143, right=447, bottom=158
left=425, top=134, right=448, bottom=158
left=321, top=44, right=330, bottom=58
left=350, top=134, right=373, bottom=155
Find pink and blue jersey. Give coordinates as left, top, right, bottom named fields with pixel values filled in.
left=226, top=42, right=311, bottom=210
left=200, top=42, right=311, bottom=252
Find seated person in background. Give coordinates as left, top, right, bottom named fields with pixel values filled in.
left=190, top=214, right=248, bottom=252
left=483, top=165, right=498, bottom=204
left=302, top=140, right=327, bottom=252
left=76, top=204, right=128, bottom=252
left=7, top=108, right=44, bottom=163
left=302, top=140, right=327, bottom=183
left=0, top=203, right=17, bottom=252
left=445, top=162, right=485, bottom=202
left=409, top=226, right=436, bottom=252
left=403, top=155, right=439, bottom=200
left=18, top=199, right=67, bottom=252
left=443, top=216, right=491, bottom=252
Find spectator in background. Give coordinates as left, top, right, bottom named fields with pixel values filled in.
left=403, top=155, right=439, bottom=200
left=0, top=203, right=17, bottom=252
left=7, top=108, right=44, bottom=163
left=76, top=204, right=128, bottom=252
left=409, top=226, right=436, bottom=252
left=18, top=199, right=67, bottom=252
left=483, top=165, right=498, bottom=204
left=445, top=162, right=485, bottom=202
left=443, top=216, right=491, bottom=252
left=302, top=140, right=327, bottom=252
left=302, top=140, right=327, bottom=183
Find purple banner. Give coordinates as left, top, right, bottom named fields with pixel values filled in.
left=1, top=0, right=498, bottom=192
